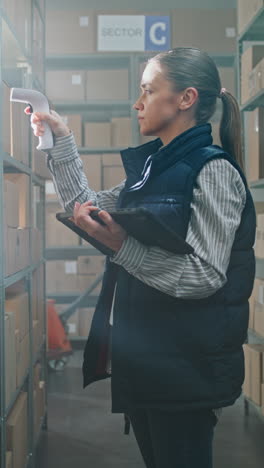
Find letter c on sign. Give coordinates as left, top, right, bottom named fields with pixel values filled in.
left=149, top=22, right=166, bottom=46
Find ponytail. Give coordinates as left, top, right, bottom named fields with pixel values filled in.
left=219, top=90, right=244, bottom=171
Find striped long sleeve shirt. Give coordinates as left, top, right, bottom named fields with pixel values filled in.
left=48, top=133, right=246, bottom=300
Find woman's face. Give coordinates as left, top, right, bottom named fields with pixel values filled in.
left=133, top=61, right=181, bottom=139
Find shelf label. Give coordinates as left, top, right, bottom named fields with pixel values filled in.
left=65, top=261, right=77, bottom=274
left=79, top=16, right=89, bottom=27
left=97, top=15, right=170, bottom=52
left=72, top=74, right=82, bottom=85
left=225, top=27, right=236, bottom=38
left=68, top=323, right=77, bottom=334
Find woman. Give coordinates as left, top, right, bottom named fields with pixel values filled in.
left=28, top=48, right=256, bottom=468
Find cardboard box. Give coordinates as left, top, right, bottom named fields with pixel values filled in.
left=33, top=319, right=43, bottom=356
left=251, top=278, right=264, bottom=336
left=256, top=215, right=264, bottom=258
left=86, top=69, right=129, bottom=101
left=46, top=10, right=96, bottom=55
left=84, top=122, right=111, bottom=148
left=80, top=154, right=102, bottom=191
left=46, top=70, right=86, bottom=102
left=6, top=451, right=12, bottom=468
left=248, top=58, right=264, bottom=102
left=46, top=203, right=80, bottom=246
left=3, top=179, right=20, bottom=228
left=171, top=8, right=236, bottom=53
left=237, top=0, right=264, bottom=34
left=61, top=114, right=82, bottom=147
left=77, top=255, right=105, bottom=275
left=111, top=117, right=132, bottom=147
left=6, top=392, right=28, bottom=468
left=101, top=153, right=125, bottom=190
left=4, top=226, right=30, bottom=276
left=77, top=256, right=105, bottom=294
left=103, top=166, right=126, bottom=190
left=5, top=293, right=30, bottom=342
left=16, top=332, right=30, bottom=387
left=2, top=81, right=11, bottom=155
left=32, top=228, right=42, bottom=264
left=79, top=307, right=95, bottom=337
left=32, top=266, right=45, bottom=336
left=243, top=343, right=264, bottom=405
left=243, top=344, right=251, bottom=398
left=10, top=102, right=30, bottom=165
left=241, top=46, right=264, bottom=104
left=46, top=261, right=80, bottom=293
left=247, top=108, right=264, bottom=182
left=101, top=154, right=123, bottom=167
left=250, top=344, right=264, bottom=405
left=5, top=174, right=30, bottom=228
left=5, top=313, right=16, bottom=408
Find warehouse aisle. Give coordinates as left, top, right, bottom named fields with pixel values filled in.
left=36, top=351, right=264, bottom=468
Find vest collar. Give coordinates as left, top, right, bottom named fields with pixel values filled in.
left=121, top=123, right=213, bottom=183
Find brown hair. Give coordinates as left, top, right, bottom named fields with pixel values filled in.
left=150, top=48, right=244, bottom=170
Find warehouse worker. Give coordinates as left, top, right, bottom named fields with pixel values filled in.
left=27, top=47, right=256, bottom=468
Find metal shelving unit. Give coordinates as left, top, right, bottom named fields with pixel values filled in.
left=0, top=2, right=47, bottom=468
left=237, top=1, right=264, bottom=420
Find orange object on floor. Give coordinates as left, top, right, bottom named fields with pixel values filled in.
left=47, top=299, right=72, bottom=353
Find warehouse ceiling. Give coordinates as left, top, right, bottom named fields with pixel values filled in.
left=46, top=0, right=236, bottom=10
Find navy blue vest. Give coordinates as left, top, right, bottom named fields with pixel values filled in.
left=82, top=124, right=256, bottom=413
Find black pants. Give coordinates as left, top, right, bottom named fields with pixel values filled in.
left=128, top=408, right=217, bottom=468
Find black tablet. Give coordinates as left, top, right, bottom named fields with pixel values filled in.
left=56, top=208, right=194, bottom=256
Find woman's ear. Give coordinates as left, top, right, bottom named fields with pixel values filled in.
left=178, top=87, right=199, bottom=111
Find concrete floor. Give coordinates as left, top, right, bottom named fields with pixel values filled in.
left=36, top=351, right=264, bottom=468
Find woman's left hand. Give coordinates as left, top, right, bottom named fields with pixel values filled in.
left=73, top=201, right=128, bottom=253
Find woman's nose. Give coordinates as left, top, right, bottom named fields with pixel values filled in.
left=133, top=97, right=144, bottom=111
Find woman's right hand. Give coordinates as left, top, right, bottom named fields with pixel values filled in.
left=24, top=107, right=71, bottom=138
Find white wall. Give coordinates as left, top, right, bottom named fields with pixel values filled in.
left=46, top=0, right=236, bottom=10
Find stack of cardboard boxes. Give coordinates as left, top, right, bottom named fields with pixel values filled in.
left=2, top=0, right=31, bottom=52
left=46, top=68, right=129, bottom=103
left=32, top=266, right=45, bottom=355
left=6, top=392, right=28, bottom=468
left=241, top=45, right=264, bottom=105
left=5, top=292, right=30, bottom=393
left=243, top=344, right=264, bottom=413
left=249, top=277, right=264, bottom=336
left=3, top=175, right=30, bottom=276
left=237, top=0, right=264, bottom=35
left=46, top=256, right=105, bottom=295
